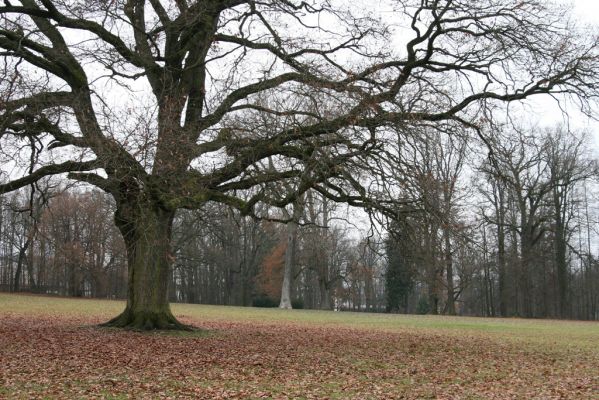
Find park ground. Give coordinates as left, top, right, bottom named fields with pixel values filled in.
left=0, top=293, right=598, bottom=399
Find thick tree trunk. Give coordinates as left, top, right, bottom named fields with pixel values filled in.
left=103, top=203, right=189, bottom=330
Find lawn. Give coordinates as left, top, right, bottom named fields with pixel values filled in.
left=0, top=293, right=598, bottom=399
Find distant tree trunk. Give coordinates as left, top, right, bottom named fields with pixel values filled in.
left=520, top=219, right=534, bottom=319
left=319, top=197, right=332, bottom=310
left=494, top=182, right=508, bottom=317
left=13, top=245, right=27, bottom=292
left=26, top=242, right=36, bottom=291
left=427, top=230, right=441, bottom=315
left=444, top=225, right=456, bottom=315
left=186, top=267, right=196, bottom=303
left=509, top=216, right=520, bottom=316
left=481, top=225, right=496, bottom=317
left=7, top=222, right=15, bottom=291
left=280, top=201, right=301, bottom=309
left=554, top=200, right=568, bottom=318
left=364, top=268, right=374, bottom=312
left=13, top=233, right=33, bottom=292
left=37, top=235, right=47, bottom=292
left=319, top=278, right=331, bottom=310
left=103, top=200, right=187, bottom=330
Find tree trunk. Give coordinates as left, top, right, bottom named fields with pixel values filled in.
left=279, top=221, right=297, bottom=309
left=13, top=246, right=25, bottom=292
left=14, top=217, right=35, bottom=292
left=444, top=226, right=456, bottom=315
left=427, top=229, right=440, bottom=315
left=103, top=202, right=189, bottom=330
left=520, top=224, right=534, bottom=318
left=280, top=201, right=301, bottom=309
left=319, top=278, right=331, bottom=310
left=495, top=185, right=508, bottom=317
left=13, top=238, right=31, bottom=292
left=554, top=196, right=569, bottom=318
left=26, top=243, right=36, bottom=291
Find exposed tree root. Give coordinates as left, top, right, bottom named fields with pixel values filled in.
left=101, top=309, right=194, bottom=331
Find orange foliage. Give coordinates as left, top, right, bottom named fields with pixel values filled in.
left=256, top=240, right=287, bottom=300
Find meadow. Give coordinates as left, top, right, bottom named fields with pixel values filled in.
left=0, top=293, right=598, bottom=399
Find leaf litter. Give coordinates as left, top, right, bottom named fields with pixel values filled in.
left=0, top=310, right=598, bottom=399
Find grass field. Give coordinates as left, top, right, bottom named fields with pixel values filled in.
left=0, top=293, right=598, bottom=399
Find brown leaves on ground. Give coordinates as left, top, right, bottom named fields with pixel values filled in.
left=1, top=312, right=598, bottom=399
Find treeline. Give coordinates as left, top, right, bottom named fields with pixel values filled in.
left=384, top=125, right=599, bottom=319
left=1, top=125, right=599, bottom=320
left=0, top=188, right=387, bottom=310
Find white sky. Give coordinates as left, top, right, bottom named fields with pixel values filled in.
left=509, top=1, right=599, bottom=149
left=574, top=0, right=599, bottom=20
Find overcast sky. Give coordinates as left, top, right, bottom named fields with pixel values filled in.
left=516, top=1, right=599, bottom=147
left=575, top=0, right=599, bottom=22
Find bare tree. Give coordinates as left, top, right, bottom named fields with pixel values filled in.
left=543, top=127, right=594, bottom=317
left=486, top=129, right=553, bottom=317
left=1, top=1, right=598, bottom=329
left=431, top=131, right=468, bottom=314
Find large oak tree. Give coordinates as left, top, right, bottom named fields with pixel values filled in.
left=1, top=0, right=598, bottom=329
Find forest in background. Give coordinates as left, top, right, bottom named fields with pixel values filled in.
left=2, top=124, right=598, bottom=320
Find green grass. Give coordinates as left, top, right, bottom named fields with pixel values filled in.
left=1, top=292, right=597, bottom=350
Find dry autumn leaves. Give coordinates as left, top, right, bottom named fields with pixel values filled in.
left=0, top=294, right=598, bottom=399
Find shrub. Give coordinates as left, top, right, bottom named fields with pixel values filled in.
left=416, top=297, right=430, bottom=315
left=252, top=295, right=278, bottom=308
left=291, top=298, right=304, bottom=309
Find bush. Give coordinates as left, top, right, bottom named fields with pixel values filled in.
left=291, top=298, right=304, bottom=309
left=252, top=295, right=278, bottom=308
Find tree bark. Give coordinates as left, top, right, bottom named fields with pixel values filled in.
left=103, top=202, right=189, bottom=330
left=520, top=221, right=534, bottom=318
left=13, top=245, right=26, bottom=292
left=494, top=182, right=508, bottom=317
left=427, top=228, right=440, bottom=315
left=279, top=202, right=301, bottom=309
left=553, top=189, right=569, bottom=318
left=444, top=225, right=456, bottom=315
left=319, top=278, right=331, bottom=310
left=14, top=215, right=35, bottom=292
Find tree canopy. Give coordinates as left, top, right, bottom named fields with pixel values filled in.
left=1, top=0, right=598, bottom=329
